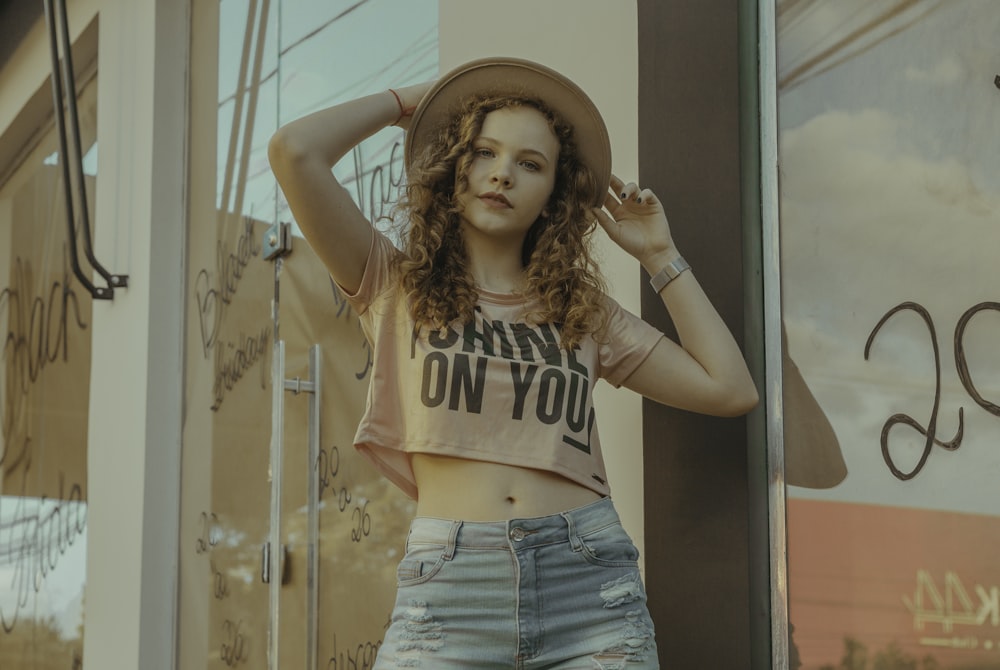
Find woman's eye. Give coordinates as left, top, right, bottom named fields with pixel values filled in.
left=520, top=161, right=539, bottom=171
left=474, top=148, right=494, bottom=158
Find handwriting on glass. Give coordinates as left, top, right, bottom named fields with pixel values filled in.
left=191, top=214, right=270, bottom=412
left=325, top=633, right=382, bottom=670
left=865, top=301, right=999, bottom=480
left=316, top=445, right=372, bottom=543
left=328, top=277, right=372, bottom=381
left=351, top=140, right=405, bottom=225
left=1, top=251, right=88, bottom=471
left=0, top=474, right=87, bottom=633
left=195, top=216, right=262, bottom=358
left=194, top=511, right=230, bottom=600
left=220, top=618, right=248, bottom=666
left=211, top=326, right=270, bottom=411
left=1, top=249, right=90, bottom=638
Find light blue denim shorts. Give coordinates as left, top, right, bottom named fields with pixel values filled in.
left=374, top=497, right=659, bottom=669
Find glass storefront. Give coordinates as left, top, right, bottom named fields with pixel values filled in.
left=178, top=1, right=437, bottom=667
left=777, top=2, right=1000, bottom=668
left=0, top=74, right=96, bottom=669
left=10, top=2, right=997, bottom=667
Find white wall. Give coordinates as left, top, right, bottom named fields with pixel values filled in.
left=438, top=0, right=646, bottom=558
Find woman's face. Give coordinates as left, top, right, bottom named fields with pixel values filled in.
left=455, top=106, right=560, bottom=249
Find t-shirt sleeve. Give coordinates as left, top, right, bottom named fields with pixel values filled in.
left=335, top=229, right=399, bottom=315
left=598, top=296, right=665, bottom=387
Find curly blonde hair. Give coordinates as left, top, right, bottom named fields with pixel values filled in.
left=393, top=93, right=608, bottom=349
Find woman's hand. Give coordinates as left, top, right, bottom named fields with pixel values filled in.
left=592, top=174, right=679, bottom=273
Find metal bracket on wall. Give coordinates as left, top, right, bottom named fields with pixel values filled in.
left=43, top=0, right=128, bottom=300
left=263, top=221, right=292, bottom=260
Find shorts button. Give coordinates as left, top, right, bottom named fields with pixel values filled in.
left=510, top=527, right=526, bottom=542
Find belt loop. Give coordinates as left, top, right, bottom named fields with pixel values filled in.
left=443, top=520, right=461, bottom=560
left=561, top=512, right=584, bottom=552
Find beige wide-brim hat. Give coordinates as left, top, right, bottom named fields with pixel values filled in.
left=404, top=57, right=612, bottom=207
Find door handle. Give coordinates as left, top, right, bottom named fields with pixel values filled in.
left=268, top=340, right=321, bottom=670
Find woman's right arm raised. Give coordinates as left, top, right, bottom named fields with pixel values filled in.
left=267, top=83, right=432, bottom=294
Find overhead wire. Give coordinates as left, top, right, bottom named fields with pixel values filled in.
left=779, top=0, right=942, bottom=90
left=783, top=2, right=944, bottom=92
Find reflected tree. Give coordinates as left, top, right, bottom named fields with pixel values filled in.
left=873, top=642, right=917, bottom=670
left=820, top=638, right=945, bottom=670
left=0, top=616, right=82, bottom=670
left=842, top=637, right=869, bottom=670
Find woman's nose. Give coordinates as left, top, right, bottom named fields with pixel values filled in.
left=491, top=162, right=513, bottom=187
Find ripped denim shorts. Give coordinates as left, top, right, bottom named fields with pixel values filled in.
left=374, top=497, right=659, bottom=669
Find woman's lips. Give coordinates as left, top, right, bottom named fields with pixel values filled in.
left=479, top=192, right=512, bottom=208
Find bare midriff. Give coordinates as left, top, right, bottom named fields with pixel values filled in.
left=411, top=453, right=603, bottom=521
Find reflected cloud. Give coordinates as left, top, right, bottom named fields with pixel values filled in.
left=781, top=107, right=997, bottom=312
left=904, top=54, right=964, bottom=86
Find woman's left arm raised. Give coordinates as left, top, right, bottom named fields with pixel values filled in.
left=593, top=175, right=759, bottom=417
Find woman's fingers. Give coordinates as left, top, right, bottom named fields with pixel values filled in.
left=602, top=188, right=621, bottom=211
left=607, top=174, right=658, bottom=207
left=636, top=188, right=658, bottom=205
left=591, top=205, right=620, bottom=239
left=620, top=181, right=640, bottom=201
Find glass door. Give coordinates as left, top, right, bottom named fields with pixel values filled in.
left=179, top=2, right=437, bottom=667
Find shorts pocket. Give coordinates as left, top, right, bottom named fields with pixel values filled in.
left=395, top=541, right=449, bottom=587
left=576, top=522, right=640, bottom=568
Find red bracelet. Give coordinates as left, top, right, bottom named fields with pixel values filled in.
left=388, top=88, right=415, bottom=124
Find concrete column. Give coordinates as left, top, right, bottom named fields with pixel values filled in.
left=84, top=0, right=188, bottom=668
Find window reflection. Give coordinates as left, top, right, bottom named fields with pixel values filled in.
left=778, top=2, right=1000, bottom=668
left=0, top=78, right=96, bottom=670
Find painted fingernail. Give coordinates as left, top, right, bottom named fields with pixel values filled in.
left=636, top=197, right=643, bottom=204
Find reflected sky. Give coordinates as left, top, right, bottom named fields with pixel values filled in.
left=0, top=496, right=86, bottom=639
left=215, top=0, right=438, bottom=226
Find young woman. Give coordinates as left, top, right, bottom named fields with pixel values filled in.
left=268, top=57, right=758, bottom=669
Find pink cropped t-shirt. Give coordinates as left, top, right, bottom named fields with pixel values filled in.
left=343, top=230, right=664, bottom=500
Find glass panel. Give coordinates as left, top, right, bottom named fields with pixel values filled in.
left=180, top=1, right=436, bottom=667
left=0, top=76, right=96, bottom=669
left=776, top=2, right=1000, bottom=669
left=179, top=1, right=277, bottom=667
left=274, top=3, right=436, bottom=666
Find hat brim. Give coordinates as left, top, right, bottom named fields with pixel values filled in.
left=404, top=57, right=612, bottom=208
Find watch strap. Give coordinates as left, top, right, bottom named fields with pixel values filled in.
left=649, top=256, right=691, bottom=293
